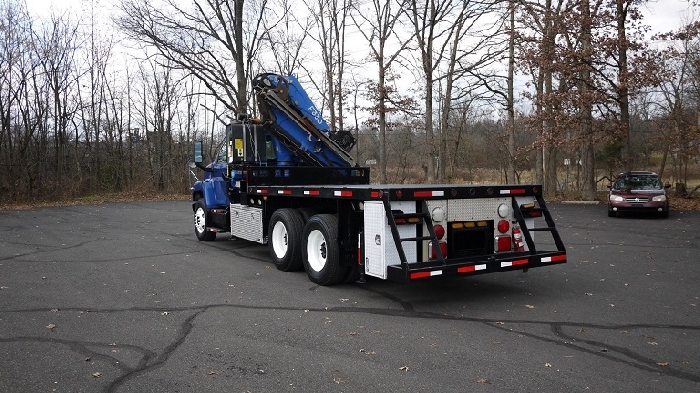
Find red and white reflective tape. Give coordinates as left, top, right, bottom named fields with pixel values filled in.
left=414, top=190, right=445, bottom=198
left=541, top=254, right=566, bottom=263
left=277, top=189, right=292, bottom=195
left=501, top=258, right=529, bottom=268
left=256, top=189, right=268, bottom=194
left=410, top=270, right=443, bottom=279
left=334, top=190, right=353, bottom=197
left=500, top=188, right=526, bottom=195
left=458, top=264, right=486, bottom=273
left=304, top=190, right=320, bottom=196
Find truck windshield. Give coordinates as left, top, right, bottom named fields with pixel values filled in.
left=215, top=141, right=227, bottom=163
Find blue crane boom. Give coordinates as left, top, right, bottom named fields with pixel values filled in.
left=253, top=73, right=356, bottom=168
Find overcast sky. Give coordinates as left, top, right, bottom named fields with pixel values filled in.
left=24, top=0, right=697, bottom=36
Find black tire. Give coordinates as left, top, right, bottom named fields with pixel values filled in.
left=297, top=208, right=317, bottom=224
left=659, top=209, right=669, bottom=218
left=268, top=209, right=305, bottom=271
left=607, top=209, right=616, bottom=218
left=302, top=214, right=347, bottom=286
left=194, top=199, right=216, bottom=241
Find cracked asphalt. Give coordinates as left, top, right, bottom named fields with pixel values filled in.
left=1, top=201, right=699, bottom=392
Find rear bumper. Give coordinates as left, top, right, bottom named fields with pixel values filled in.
left=384, top=251, right=567, bottom=282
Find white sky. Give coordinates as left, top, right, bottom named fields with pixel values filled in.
left=24, top=0, right=697, bottom=38
left=641, top=0, right=697, bottom=36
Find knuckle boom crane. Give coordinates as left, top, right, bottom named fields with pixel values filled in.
left=189, top=73, right=566, bottom=286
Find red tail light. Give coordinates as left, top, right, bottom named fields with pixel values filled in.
left=497, top=220, right=510, bottom=233
left=433, top=224, right=445, bottom=240
left=497, top=235, right=512, bottom=252
left=431, top=241, right=447, bottom=259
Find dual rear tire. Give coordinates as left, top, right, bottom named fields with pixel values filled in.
left=268, top=209, right=305, bottom=272
left=268, top=211, right=350, bottom=285
left=302, top=214, right=347, bottom=286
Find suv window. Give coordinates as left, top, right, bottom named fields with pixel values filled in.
left=613, top=174, right=661, bottom=190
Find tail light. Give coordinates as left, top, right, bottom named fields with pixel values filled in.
left=433, top=224, right=445, bottom=240
left=496, top=235, right=512, bottom=252
left=431, top=241, right=447, bottom=259
left=497, top=220, right=510, bottom=233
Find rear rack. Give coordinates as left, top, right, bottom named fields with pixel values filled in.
left=380, top=194, right=567, bottom=282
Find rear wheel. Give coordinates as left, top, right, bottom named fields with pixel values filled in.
left=302, top=214, right=346, bottom=286
left=194, top=199, right=216, bottom=241
left=268, top=209, right=305, bottom=271
left=297, top=208, right=317, bottom=224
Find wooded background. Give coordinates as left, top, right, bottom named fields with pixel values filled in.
left=1, top=0, right=699, bottom=205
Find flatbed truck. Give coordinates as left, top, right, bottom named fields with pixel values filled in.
left=190, top=73, right=566, bottom=285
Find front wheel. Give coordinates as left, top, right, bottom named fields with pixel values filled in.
left=302, top=214, right=346, bottom=286
left=268, top=209, right=304, bottom=271
left=194, top=199, right=216, bottom=241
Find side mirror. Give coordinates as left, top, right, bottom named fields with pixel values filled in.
left=194, top=141, right=203, bottom=164
left=607, top=184, right=611, bottom=189
left=664, top=183, right=671, bottom=189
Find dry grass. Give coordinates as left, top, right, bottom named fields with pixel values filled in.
left=0, top=192, right=190, bottom=211
left=2, top=179, right=699, bottom=212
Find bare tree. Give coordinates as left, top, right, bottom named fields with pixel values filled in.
left=655, top=20, right=700, bottom=190
left=305, top=0, right=351, bottom=132
left=33, top=11, right=80, bottom=188
left=352, top=0, right=414, bottom=183
left=115, top=0, right=266, bottom=117
left=260, top=0, right=310, bottom=76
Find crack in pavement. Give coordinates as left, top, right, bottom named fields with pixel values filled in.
left=3, top=301, right=698, bottom=391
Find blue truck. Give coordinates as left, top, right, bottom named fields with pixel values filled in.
left=189, top=73, right=566, bottom=285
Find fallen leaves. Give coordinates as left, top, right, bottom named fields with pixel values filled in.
left=45, top=323, right=56, bottom=331
left=399, top=366, right=409, bottom=372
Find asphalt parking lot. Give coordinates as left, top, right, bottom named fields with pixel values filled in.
left=1, top=201, right=698, bottom=392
